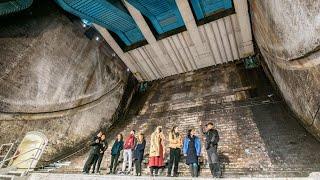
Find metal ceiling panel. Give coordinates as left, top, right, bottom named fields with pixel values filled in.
left=0, top=0, right=33, bottom=16
left=190, top=0, right=233, bottom=20
left=127, top=0, right=185, bottom=34
left=55, top=0, right=145, bottom=46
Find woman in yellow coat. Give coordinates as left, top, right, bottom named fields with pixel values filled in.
left=148, top=126, right=165, bottom=176
left=167, top=126, right=183, bottom=177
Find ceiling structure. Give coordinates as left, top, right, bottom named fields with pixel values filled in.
left=0, top=0, right=33, bottom=15
left=6, top=0, right=254, bottom=82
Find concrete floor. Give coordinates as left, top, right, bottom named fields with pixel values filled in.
left=27, top=173, right=320, bottom=180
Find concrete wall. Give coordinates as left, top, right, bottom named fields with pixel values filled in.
left=250, top=0, right=320, bottom=140
left=0, top=2, right=129, bottom=163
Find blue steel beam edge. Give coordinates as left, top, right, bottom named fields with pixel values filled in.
left=55, top=0, right=131, bottom=45
left=127, top=0, right=164, bottom=34
left=55, top=0, right=145, bottom=46
left=190, top=0, right=233, bottom=20
left=72, top=0, right=144, bottom=43
left=0, top=0, right=33, bottom=16
left=189, top=0, right=205, bottom=19
left=126, top=0, right=185, bottom=34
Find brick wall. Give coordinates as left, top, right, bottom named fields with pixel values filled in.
left=61, top=63, right=320, bottom=177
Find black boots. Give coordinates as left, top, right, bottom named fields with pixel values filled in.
left=150, top=167, right=159, bottom=176
left=209, top=163, right=222, bottom=178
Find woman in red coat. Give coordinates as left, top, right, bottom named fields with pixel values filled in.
left=148, top=126, right=165, bottom=176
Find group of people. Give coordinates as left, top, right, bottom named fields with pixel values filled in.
left=82, top=122, right=221, bottom=178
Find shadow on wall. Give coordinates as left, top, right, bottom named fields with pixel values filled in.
left=249, top=0, right=320, bottom=140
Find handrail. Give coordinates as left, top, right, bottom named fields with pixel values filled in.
left=0, top=143, right=13, bottom=147
left=13, top=157, right=37, bottom=167
left=0, top=143, right=14, bottom=168
left=0, top=147, right=42, bottom=164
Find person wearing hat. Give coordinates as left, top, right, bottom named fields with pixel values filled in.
left=204, top=122, right=221, bottom=178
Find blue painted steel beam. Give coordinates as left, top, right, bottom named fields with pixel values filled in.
left=0, top=0, right=33, bottom=16
left=55, top=0, right=145, bottom=46
left=127, top=0, right=185, bottom=34
left=190, top=0, right=233, bottom=20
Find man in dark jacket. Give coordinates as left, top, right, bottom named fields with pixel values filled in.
left=204, top=123, right=221, bottom=178
left=83, top=131, right=103, bottom=174
left=92, top=133, right=108, bottom=174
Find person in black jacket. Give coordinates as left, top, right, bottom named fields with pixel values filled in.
left=92, top=133, right=108, bottom=174
left=204, top=123, right=221, bottom=178
left=134, top=133, right=146, bottom=176
left=83, top=131, right=103, bottom=174
left=109, top=134, right=124, bottom=174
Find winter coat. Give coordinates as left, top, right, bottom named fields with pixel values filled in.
left=111, top=139, right=123, bottom=155
left=149, top=127, right=165, bottom=157
left=90, top=136, right=101, bottom=155
left=168, top=132, right=182, bottom=149
left=205, top=129, right=219, bottom=150
left=99, top=140, right=108, bottom=155
left=124, top=134, right=136, bottom=150
left=134, top=139, right=146, bottom=161
left=183, top=136, right=201, bottom=164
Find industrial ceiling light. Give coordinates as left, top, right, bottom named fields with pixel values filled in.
left=81, top=19, right=92, bottom=28
left=95, top=36, right=100, bottom=41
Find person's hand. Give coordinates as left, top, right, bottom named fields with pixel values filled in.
left=184, top=154, right=187, bottom=156
left=95, top=139, right=99, bottom=143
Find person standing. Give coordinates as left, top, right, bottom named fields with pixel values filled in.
left=121, top=130, right=136, bottom=175
left=204, top=122, right=221, bottom=178
left=83, top=131, right=103, bottom=174
left=134, top=133, right=146, bottom=176
left=183, top=128, right=201, bottom=177
left=92, top=133, right=108, bottom=174
left=167, top=126, right=182, bottom=177
left=148, top=126, right=165, bottom=176
left=109, top=134, right=124, bottom=174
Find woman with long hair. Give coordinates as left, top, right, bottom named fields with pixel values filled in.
left=148, top=126, right=165, bottom=176
left=134, top=133, right=146, bottom=176
left=167, top=126, right=182, bottom=177
left=109, top=133, right=123, bottom=174
left=183, top=128, right=201, bottom=177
